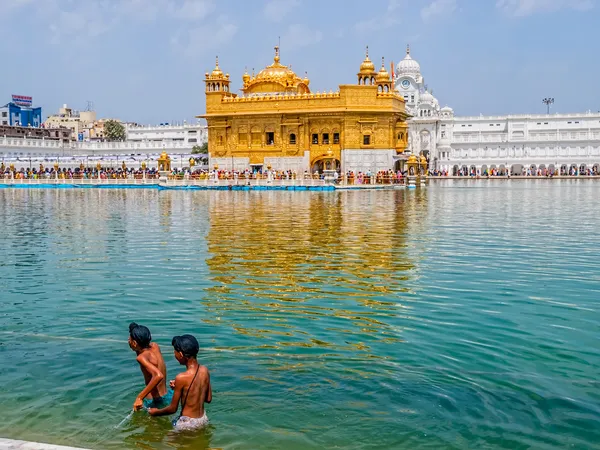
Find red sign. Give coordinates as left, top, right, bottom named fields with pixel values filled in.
left=12, top=95, right=33, bottom=107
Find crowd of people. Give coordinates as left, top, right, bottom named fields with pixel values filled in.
left=429, top=167, right=600, bottom=177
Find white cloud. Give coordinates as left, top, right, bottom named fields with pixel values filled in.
left=171, top=0, right=215, bottom=20
left=263, top=0, right=301, bottom=22
left=354, top=0, right=402, bottom=32
left=421, top=0, right=457, bottom=21
left=496, top=0, right=594, bottom=16
left=281, top=23, right=322, bottom=50
left=176, top=17, right=238, bottom=58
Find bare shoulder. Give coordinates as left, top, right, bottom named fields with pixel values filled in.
left=150, top=342, right=162, bottom=353
left=199, top=365, right=210, bottom=379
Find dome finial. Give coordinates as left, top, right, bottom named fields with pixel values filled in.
left=274, top=45, right=280, bottom=64
left=381, top=56, right=385, bottom=68
left=366, top=45, right=369, bottom=58
left=406, top=44, right=410, bottom=55
left=215, top=55, right=219, bottom=68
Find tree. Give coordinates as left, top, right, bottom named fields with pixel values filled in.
left=191, top=142, right=208, bottom=154
left=104, top=120, right=126, bottom=141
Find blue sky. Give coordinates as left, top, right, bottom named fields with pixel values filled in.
left=0, top=0, right=597, bottom=124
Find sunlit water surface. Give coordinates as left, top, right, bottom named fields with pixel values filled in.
left=0, top=180, right=599, bottom=449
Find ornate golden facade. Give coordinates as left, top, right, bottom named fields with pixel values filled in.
left=200, top=47, right=409, bottom=173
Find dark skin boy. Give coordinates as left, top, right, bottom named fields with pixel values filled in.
left=147, top=348, right=212, bottom=418
left=128, top=337, right=168, bottom=411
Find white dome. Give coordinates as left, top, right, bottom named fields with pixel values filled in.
left=396, top=45, right=421, bottom=77
left=441, top=106, right=453, bottom=112
left=420, top=90, right=434, bottom=105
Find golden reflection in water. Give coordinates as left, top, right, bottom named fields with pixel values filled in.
left=202, top=190, right=429, bottom=355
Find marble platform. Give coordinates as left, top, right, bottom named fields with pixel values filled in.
left=0, top=439, right=88, bottom=450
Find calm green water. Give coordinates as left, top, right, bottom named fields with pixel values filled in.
left=1, top=181, right=599, bottom=450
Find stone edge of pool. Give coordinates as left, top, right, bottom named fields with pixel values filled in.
left=0, top=438, right=89, bottom=450
left=0, top=184, right=407, bottom=191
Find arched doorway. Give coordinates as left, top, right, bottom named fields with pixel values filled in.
left=499, top=164, right=507, bottom=176
left=481, top=165, right=488, bottom=176
left=511, top=164, right=523, bottom=176
left=452, top=165, right=459, bottom=176
left=593, top=163, right=599, bottom=175
left=560, top=164, right=568, bottom=175
left=580, top=164, right=587, bottom=175
left=570, top=164, right=578, bottom=175
left=311, top=157, right=340, bottom=174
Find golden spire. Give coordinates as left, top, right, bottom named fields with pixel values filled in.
left=359, top=45, right=375, bottom=73
left=211, top=56, right=223, bottom=78
left=274, top=45, right=280, bottom=64
left=377, top=56, right=390, bottom=81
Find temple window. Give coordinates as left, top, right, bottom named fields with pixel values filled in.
left=363, top=135, right=371, bottom=145
left=289, top=133, right=296, bottom=144
left=322, top=133, right=330, bottom=144
left=266, top=132, right=274, bottom=145
left=218, top=135, right=223, bottom=145
left=333, top=132, right=340, bottom=144
left=239, top=133, right=247, bottom=145
left=312, top=133, right=319, bottom=144
left=251, top=132, right=261, bottom=145
left=411, top=95, right=414, bottom=102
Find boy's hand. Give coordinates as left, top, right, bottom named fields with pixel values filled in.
left=133, top=397, right=144, bottom=411
left=147, top=407, right=158, bottom=416
left=169, top=380, right=175, bottom=389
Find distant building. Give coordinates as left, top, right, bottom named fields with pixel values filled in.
left=0, top=96, right=42, bottom=127
left=126, top=123, right=207, bottom=147
left=0, top=124, right=71, bottom=141
left=44, top=104, right=99, bottom=141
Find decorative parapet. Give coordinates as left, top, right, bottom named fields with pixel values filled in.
left=222, top=91, right=342, bottom=103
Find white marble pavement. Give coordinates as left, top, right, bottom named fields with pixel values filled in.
left=0, top=439, right=88, bottom=450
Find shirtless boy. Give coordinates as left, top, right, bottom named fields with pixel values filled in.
left=128, top=322, right=169, bottom=411
left=148, top=334, right=212, bottom=431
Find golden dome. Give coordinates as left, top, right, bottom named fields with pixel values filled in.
left=420, top=155, right=428, bottom=165
left=303, top=72, right=310, bottom=86
left=211, top=57, right=223, bottom=77
left=242, top=46, right=310, bottom=94
left=242, top=68, right=251, bottom=84
left=376, top=57, right=390, bottom=82
left=359, top=46, right=375, bottom=74
left=407, top=154, right=418, bottom=164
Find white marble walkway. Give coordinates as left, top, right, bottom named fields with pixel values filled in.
left=0, top=439, right=88, bottom=450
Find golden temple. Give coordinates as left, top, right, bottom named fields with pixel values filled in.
left=199, top=47, right=409, bottom=174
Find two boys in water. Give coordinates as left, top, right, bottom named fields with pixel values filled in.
left=128, top=322, right=212, bottom=431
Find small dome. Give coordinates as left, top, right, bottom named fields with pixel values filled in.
left=396, top=45, right=421, bottom=77
left=359, top=46, right=375, bottom=74
left=376, top=57, right=390, bottom=82
left=420, top=90, right=434, bottom=105
left=441, top=106, right=454, bottom=113
left=242, top=69, right=250, bottom=84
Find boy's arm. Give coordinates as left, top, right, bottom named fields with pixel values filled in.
left=207, top=371, right=212, bottom=404
left=148, top=376, right=184, bottom=416
left=133, top=354, right=165, bottom=410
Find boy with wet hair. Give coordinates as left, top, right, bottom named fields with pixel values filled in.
left=128, top=322, right=170, bottom=411
left=148, top=334, right=212, bottom=431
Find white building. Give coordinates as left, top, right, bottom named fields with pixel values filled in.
left=394, top=46, right=600, bottom=176
left=0, top=122, right=208, bottom=160
left=126, top=123, right=207, bottom=148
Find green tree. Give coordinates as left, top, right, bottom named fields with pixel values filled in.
left=104, top=120, right=126, bottom=141
left=191, top=141, right=208, bottom=154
